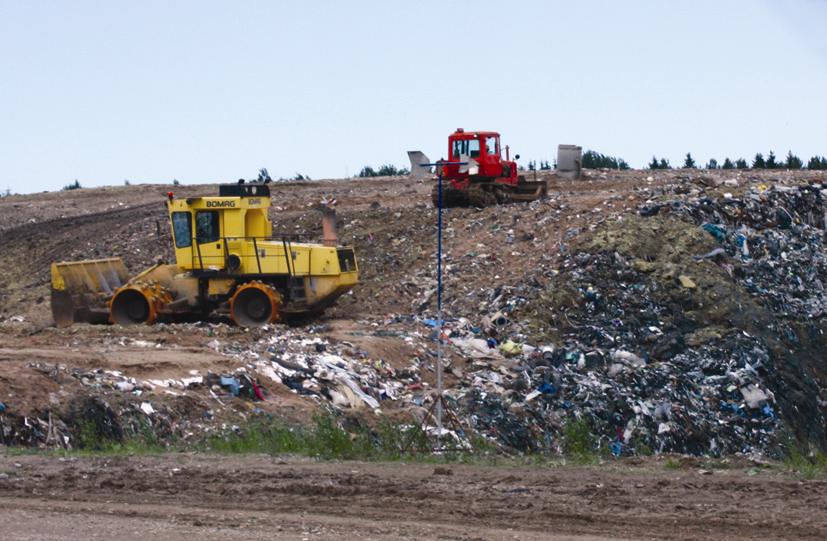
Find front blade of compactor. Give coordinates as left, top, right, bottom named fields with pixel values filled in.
left=50, top=258, right=130, bottom=326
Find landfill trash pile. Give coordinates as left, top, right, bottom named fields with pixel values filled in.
left=491, top=181, right=827, bottom=455
left=453, top=251, right=782, bottom=456
left=665, top=183, right=827, bottom=321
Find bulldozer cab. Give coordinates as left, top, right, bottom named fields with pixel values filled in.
left=168, top=184, right=272, bottom=272
left=446, top=129, right=503, bottom=179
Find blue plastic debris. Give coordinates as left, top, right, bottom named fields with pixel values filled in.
left=220, top=376, right=240, bottom=396
left=702, top=222, right=727, bottom=241
left=0, top=402, right=5, bottom=413
left=537, top=382, right=557, bottom=395
left=582, top=286, right=599, bottom=301
left=610, top=441, right=623, bottom=457
left=720, top=401, right=748, bottom=418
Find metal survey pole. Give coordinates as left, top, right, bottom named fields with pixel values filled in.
left=435, top=172, right=444, bottom=441
left=411, top=158, right=466, bottom=450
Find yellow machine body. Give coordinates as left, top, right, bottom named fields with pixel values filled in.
left=51, top=183, right=359, bottom=327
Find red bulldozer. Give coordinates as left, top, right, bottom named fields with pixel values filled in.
left=409, top=128, right=547, bottom=207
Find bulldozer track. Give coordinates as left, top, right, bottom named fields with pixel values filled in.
left=467, top=184, right=498, bottom=207
left=429, top=180, right=547, bottom=208
left=430, top=183, right=467, bottom=208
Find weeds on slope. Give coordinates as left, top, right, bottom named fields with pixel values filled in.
left=0, top=413, right=618, bottom=466
left=202, top=413, right=496, bottom=463
left=13, top=411, right=822, bottom=474
left=784, top=447, right=827, bottom=479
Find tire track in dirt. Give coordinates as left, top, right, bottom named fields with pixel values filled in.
left=0, top=454, right=825, bottom=540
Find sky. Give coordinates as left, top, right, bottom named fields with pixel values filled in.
left=1, top=0, right=826, bottom=193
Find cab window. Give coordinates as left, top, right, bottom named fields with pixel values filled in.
left=171, top=212, right=192, bottom=248
left=452, top=138, right=481, bottom=159
left=485, top=136, right=499, bottom=157
left=195, top=211, right=220, bottom=244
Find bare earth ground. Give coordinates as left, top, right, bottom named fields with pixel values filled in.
left=1, top=453, right=826, bottom=540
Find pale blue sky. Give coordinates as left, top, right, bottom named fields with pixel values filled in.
left=1, top=0, right=826, bottom=193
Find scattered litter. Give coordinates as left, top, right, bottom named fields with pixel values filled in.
left=140, top=402, right=155, bottom=415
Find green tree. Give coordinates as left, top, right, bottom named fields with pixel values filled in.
left=753, top=153, right=766, bottom=168
left=722, top=158, right=734, bottom=169
left=807, top=156, right=827, bottom=170
left=582, top=150, right=629, bottom=169
left=63, top=179, right=82, bottom=191
left=785, top=151, right=803, bottom=170
left=766, top=151, right=779, bottom=169
left=379, top=164, right=409, bottom=176
left=736, top=158, right=749, bottom=169
left=359, top=164, right=408, bottom=177
left=257, top=168, right=271, bottom=182
left=705, top=158, right=718, bottom=169
left=659, top=158, right=671, bottom=169
left=682, top=152, right=696, bottom=169
left=649, top=156, right=660, bottom=170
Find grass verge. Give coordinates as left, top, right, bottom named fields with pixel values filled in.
left=784, top=446, right=827, bottom=479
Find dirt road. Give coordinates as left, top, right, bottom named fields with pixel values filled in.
left=0, top=454, right=825, bottom=540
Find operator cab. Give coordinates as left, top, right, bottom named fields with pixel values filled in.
left=167, top=183, right=274, bottom=272
left=447, top=128, right=503, bottom=178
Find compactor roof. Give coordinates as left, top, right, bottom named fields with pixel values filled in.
left=218, top=183, right=271, bottom=197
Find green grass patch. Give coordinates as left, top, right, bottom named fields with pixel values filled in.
left=203, top=413, right=497, bottom=463
left=663, top=457, right=682, bottom=470
left=205, top=413, right=384, bottom=460
left=560, top=417, right=601, bottom=464
left=784, top=447, right=827, bottom=479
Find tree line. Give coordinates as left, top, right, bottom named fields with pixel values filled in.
left=649, top=151, right=827, bottom=170
left=357, top=164, right=410, bottom=177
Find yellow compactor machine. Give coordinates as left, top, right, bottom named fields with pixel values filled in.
left=51, top=183, right=359, bottom=327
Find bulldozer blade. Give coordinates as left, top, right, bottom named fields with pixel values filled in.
left=509, top=180, right=548, bottom=202
left=50, top=258, right=130, bottom=326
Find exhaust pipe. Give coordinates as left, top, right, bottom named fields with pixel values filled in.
left=321, top=206, right=337, bottom=247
